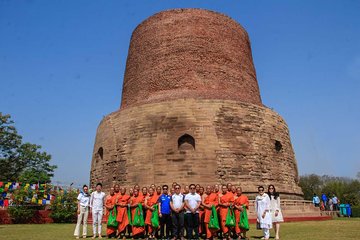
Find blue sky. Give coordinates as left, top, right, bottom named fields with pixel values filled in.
left=1, top=1, right=359, bottom=187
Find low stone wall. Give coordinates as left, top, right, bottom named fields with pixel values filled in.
left=0, top=209, right=53, bottom=224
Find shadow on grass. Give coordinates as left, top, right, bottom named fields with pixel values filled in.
left=251, top=236, right=277, bottom=239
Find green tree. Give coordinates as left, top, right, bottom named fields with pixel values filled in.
left=299, top=174, right=323, bottom=200
left=300, top=174, right=360, bottom=207
left=0, top=113, right=57, bottom=182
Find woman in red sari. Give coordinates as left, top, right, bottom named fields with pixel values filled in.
left=130, top=188, right=145, bottom=238
left=218, top=185, right=234, bottom=240
left=144, top=187, right=159, bottom=239
left=105, top=187, right=117, bottom=238
left=202, top=185, right=219, bottom=239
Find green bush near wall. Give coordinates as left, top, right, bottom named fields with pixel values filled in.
left=8, top=206, right=36, bottom=223
left=351, top=206, right=360, bottom=217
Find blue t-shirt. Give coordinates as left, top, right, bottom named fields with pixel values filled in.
left=158, top=194, right=171, bottom=214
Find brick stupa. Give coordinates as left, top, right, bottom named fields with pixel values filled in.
left=90, top=9, right=303, bottom=199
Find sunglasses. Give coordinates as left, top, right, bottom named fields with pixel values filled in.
left=163, top=188, right=168, bottom=190
left=259, top=189, right=264, bottom=192
left=269, top=187, right=274, bottom=189
left=175, top=187, right=180, bottom=189
left=190, top=187, right=195, bottom=189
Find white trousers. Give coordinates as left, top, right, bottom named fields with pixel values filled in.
left=74, top=206, right=89, bottom=237
left=263, top=227, right=270, bottom=239
left=92, top=209, right=103, bottom=235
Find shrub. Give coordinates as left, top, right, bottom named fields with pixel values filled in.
left=8, top=205, right=36, bottom=223
left=49, top=190, right=78, bottom=223
left=351, top=206, right=360, bottom=218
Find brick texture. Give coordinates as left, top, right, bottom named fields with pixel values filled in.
left=90, top=9, right=303, bottom=199
left=121, top=9, right=261, bottom=109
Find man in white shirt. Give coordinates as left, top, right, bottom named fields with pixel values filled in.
left=90, top=183, right=106, bottom=239
left=184, top=183, right=201, bottom=240
left=74, top=185, right=91, bottom=239
left=170, top=184, right=185, bottom=240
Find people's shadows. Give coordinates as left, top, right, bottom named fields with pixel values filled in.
left=251, top=236, right=276, bottom=239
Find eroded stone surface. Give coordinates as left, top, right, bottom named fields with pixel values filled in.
left=90, top=9, right=303, bottom=199
left=91, top=99, right=302, bottom=199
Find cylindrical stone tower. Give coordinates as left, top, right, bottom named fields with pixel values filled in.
left=90, top=9, right=303, bottom=199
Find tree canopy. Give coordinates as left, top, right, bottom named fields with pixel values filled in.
left=300, top=173, right=360, bottom=206
left=0, top=113, right=57, bottom=182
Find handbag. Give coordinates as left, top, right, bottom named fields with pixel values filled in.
left=133, top=203, right=145, bottom=227
left=239, top=205, right=249, bottom=231
left=225, top=207, right=236, bottom=227
left=208, top=205, right=220, bottom=230
left=107, top=207, right=118, bottom=228
left=151, top=204, right=160, bottom=228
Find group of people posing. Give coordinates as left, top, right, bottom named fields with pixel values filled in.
left=74, top=182, right=283, bottom=240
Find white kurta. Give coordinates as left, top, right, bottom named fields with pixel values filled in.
left=255, top=193, right=272, bottom=229
left=269, top=195, right=284, bottom=222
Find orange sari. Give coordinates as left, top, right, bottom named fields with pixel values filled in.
left=219, top=192, right=234, bottom=234
left=204, top=193, right=219, bottom=238
left=145, top=194, right=159, bottom=234
left=234, top=195, right=249, bottom=234
left=105, top=194, right=117, bottom=236
left=131, top=194, right=145, bottom=236
left=116, top=194, right=130, bottom=233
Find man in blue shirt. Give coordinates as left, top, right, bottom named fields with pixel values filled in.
left=312, top=193, right=320, bottom=207
left=321, top=193, right=328, bottom=210
left=158, top=184, right=172, bottom=239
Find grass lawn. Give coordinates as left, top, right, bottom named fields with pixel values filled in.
left=0, top=218, right=359, bottom=240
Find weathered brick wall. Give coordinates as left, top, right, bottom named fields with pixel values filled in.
left=90, top=99, right=303, bottom=199
left=121, top=9, right=261, bottom=109
left=90, top=9, right=303, bottom=199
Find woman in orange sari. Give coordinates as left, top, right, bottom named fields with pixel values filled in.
left=202, top=185, right=219, bottom=239
left=116, top=187, right=130, bottom=238
left=144, top=187, right=159, bottom=239
left=218, top=185, right=234, bottom=240
left=130, top=188, right=145, bottom=238
left=105, top=187, right=117, bottom=238
left=234, top=187, right=249, bottom=240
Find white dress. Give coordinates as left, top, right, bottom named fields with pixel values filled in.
left=255, top=193, right=272, bottom=229
left=269, top=195, right=284, bottom=223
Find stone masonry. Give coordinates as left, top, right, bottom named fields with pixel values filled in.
left=90, top=9, right=303, bottom=199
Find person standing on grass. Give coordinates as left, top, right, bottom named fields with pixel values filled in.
left=234, top=187, right=249, bottom=240
left=268, top=185, right=283, bottom=240
left=90, top=183, right=106, bottom=239
left=218, top=184, right=234, bottom=240
left=105, top=187, right=117, bottom=238
left=202, top=185, right=219, bottom=240
left=116, top=187, right=131, bottom=239
left=170, top=184, right=185, bottom=240
left=74, top=185, right=91, bottom=239
left=158, top=184, right=172, bottom=239
left=129, top=188, right=145, bottom=238
left=145, top=187, right=160, bottom=239
left=185, top=183, right=202, bottom=240
left=255, top=186, right=272, bottom=240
